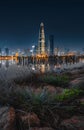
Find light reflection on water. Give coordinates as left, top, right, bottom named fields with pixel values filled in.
left=0, top=60, right=16, bottom=68
left=0, top=59, right=84, bottom=73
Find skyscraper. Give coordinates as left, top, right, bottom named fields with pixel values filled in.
left=34, top=45, right=38, bottom=55
left=5, top=48, right=9, bottom=56
left=38, top=22, right=45, bottom=55
left=48, top=35, right=54, bottom=55
left=0, top=48, right=2, bottom=56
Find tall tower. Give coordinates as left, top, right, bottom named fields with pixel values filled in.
left=38, top=22, right=45, bottom=55
left=48, top=35, right=54, bottom=55
left=5, top=48, right=9, bottom=56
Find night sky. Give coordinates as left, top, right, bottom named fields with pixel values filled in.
left=0, top=0, right=84, bottom=50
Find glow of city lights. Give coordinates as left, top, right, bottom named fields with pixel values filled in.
left=32, top=45, right=35, bottom=48
left=30, top=50, right=33, bottom=53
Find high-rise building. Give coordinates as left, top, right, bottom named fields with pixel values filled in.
left=34, top=45, right=38, bottom=55
left=48, top=35, right=54, bottom=55
left=0, top=48, right=2, bottom=56
left=38, top=22, right=45, bottom=55
left=5, top=48, right=9, bottom=56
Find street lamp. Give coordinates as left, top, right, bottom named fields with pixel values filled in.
left=32, top=45, right=35, bottom=64
left=32, top=45, right=35, bottom=55
left=30, top=49, right=33, bottom=56
left=32, top=45, right=35, bottom=48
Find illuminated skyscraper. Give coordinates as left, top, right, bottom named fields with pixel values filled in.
left=38, top=22, right=45, bottom=54
left=0, top=48, right=2, bottom=56
left=48, top=35, right=54, bottom=55
left=5, top=48, right=9, bottom=56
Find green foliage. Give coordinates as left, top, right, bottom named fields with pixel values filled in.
left=10, top=88, right=52, bottom=111
left=10, top=87, right=84, bottom=111
left=42, top=75, right=69, bottom=87
left=54, top=88, right=83, bottom=101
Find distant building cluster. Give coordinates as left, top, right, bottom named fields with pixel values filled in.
left=0, top=22, right=83, bottom=57
left=0, top=48, right=9, bottom=56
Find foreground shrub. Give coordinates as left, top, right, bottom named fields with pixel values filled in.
left=8, top=87, right=84, bottom=110
left=13, top=72, right=41, bottom=86
left=9, top=88, right=52, bottom=110
left=54, top=88, right=84, bottom=101
left=42, top=75, right=69, bottom=87
left=0, top=85, right=84, bottom=129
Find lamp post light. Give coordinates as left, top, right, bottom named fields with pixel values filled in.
left=32, top=45, right=35, bottom=55
left=30, top=49, right=33, bottom=56
left=32, top=45, right=35, bottom=64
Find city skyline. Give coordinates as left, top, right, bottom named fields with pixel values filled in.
left=0, top=0, right=84, bottom=50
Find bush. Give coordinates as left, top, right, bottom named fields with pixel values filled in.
left=42, top=75, right=69, bottom=87
left=9, top=87, right=84, bottom=111
left=54, top=88, right=83, bottom=101
left=9, top=88, right=52, bottom=111
left=13, top=72, right=41, bottom=86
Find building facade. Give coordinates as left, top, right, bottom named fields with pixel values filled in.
left=38, top=22, right=45, bottom=55
left=5, top=48, right=9, bottom=56
left=48, top=35, right=54, bottom=55
left=0, top=48, right=2, bottom=56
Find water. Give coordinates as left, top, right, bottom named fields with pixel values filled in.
left=0, top=60, right=16, bottom=68
left=0, top=58, right=84, bottom=74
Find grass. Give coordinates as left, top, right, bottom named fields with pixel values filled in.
left=10, top=89, right=51, bottom=110
left=42, top=74, right=70, bottom=87
left=54, top=88, right=83, bottom=101
left=7, top=87, right=83, bottom=111
left=0, top=68, right=84, bottom=129
left=8, top=87, right=83, bottom=129
left=13, top=72, right=41, bottom=86
left=13, top=72, right=70, bottom=88
left=0, top=83, right=83, bottom=129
